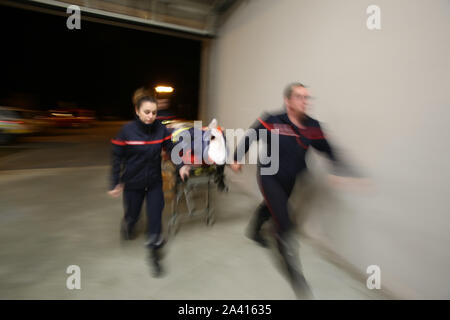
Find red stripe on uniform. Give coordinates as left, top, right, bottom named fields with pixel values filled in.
left=258, top=118, right=307, bottom=148
left=111, top=139, right=126, bottom=145
left=257, top=117, right=274, bottom=131
left=258, top=119, right=325, bottom=138
left=301, top=127, right=325, bottom=140
left=295, top=136, right=307, bottom=149
left=111, top=135, right=172, bottom=146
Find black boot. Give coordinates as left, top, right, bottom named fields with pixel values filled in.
left=276, top=231, right=314, bottom=299
left=248, top=230, right=269, bottom=248
left=146, top=234, right=166, bottom=277
left=149, top=248, right=163, bottom=278
left=246, top=209, right=270, bottom=248
left=145, top=234, right=166, bottom=250
left=120, top=219, right=135, bottom=241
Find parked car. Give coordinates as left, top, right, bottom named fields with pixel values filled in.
left=45, top=108, right=96, bottom=128
left=0, top=106, right=44, bottom=144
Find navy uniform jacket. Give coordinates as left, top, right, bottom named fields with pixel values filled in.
left=110, top=118, right=178, bottom=190
left=234, top=112, right=351, bottom=185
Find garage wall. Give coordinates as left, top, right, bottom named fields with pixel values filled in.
left=206, top=0, right=450, bottom=299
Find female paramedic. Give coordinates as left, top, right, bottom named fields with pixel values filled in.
left=108, top=95, right=190, bottom=277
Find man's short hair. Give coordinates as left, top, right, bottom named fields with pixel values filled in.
left=283, top=82, right=306, bottom=99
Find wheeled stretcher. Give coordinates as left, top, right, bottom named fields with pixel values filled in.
left=162, top=161, right=226, bottom=237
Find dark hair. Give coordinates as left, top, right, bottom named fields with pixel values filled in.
left=135, top=95, right=157, bottom=110
left=283, top=82, right=307, bottom=99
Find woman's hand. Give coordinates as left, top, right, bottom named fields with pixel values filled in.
left=108, top=184, right=123, bottom=198
left=179, top=165, right=191, bottom=181
left=230, top=162, right=242, bottom=173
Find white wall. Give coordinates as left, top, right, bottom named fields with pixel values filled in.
left=207, top=0, right=450, bottom=299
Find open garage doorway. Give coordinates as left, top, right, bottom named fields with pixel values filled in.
left=0, top=2, right=203, bottom=121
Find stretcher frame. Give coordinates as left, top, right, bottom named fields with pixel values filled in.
left=165, top=165, right=218, bottom=237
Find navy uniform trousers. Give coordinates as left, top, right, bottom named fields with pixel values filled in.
left=123, top=182, right=164, bottom=243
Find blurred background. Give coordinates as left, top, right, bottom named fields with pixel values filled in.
left=0, top=0, right=449, bottom=299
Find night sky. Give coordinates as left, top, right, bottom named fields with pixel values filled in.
left=0, top=4, right=202, bottom=119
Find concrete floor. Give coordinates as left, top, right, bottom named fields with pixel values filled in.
left=0, top=122, right=388, bottom=300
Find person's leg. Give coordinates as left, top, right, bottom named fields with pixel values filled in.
left=257, top=174, right=292, bottom=233
left=275, top=229, right=313, bottom=299
left=257, top=174, right=313, bottom=299
left=247, top=202, right=271, bottom=247
left=122, top=188, right=145, bottom=240
left=145, top=182, right=165, bottom=247
left=145, top=182, right=165, bottom=277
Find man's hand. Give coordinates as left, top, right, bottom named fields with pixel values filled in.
left=179, top=165, right=191, bottom=181
left=108, top=183, right=123, bottom=198
left=230, top=162, right=242, bottom=173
